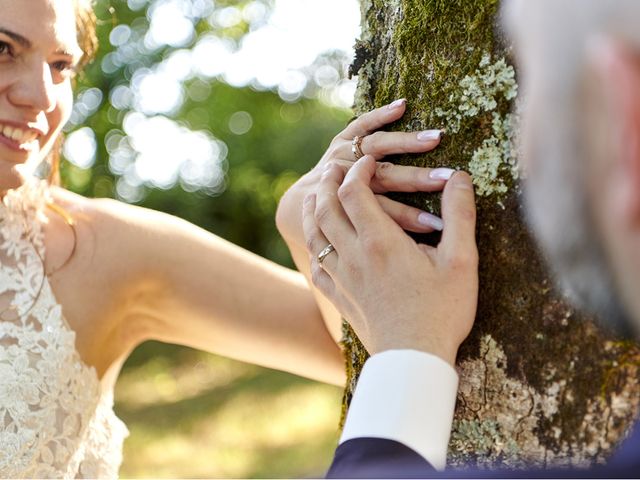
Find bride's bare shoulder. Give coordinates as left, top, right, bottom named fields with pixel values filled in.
left=49, top=186, right=168, bottom=228
left=47, top=187, right=198, bottom=257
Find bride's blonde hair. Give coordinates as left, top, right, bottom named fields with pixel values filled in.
left=48, top=0, right=99, bottom=184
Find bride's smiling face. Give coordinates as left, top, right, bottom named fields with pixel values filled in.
left=0, top=0, right=81, bottom=190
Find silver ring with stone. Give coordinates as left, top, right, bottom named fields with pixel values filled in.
left=351, top=135, right=365, bottom=160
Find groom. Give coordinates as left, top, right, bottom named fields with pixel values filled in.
left=304, top=0, right=640, bottom=476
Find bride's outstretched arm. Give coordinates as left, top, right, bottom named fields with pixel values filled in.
left=47, top=100, right=447, bottom=387
left=80, top=196, right=346, bottom=386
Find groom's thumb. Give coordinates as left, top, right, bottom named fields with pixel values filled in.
left=439, top=172, right=477, bottom=260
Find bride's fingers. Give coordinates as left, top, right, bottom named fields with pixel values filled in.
left=376, top=195, right=444, bottom=233
left=339, top=99, right=407, bottom=140
left=303, top=194, right=338, bottom=291
left=371, top=162, right=452, bottom=194
left=335, top=130, right=443, bottom=161
left=325, top=160, right=453, bottom=194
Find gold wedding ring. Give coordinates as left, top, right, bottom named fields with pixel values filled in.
left=317, top=243, right=336, bottom=269
left=351, top=135, right=365, bottom=160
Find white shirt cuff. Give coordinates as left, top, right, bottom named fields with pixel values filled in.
left=339, top=349, right=459, bottom=471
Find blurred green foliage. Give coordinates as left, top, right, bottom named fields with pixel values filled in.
left=64, top=0, right=351, bottom=265
left=63, top=0, right=353, bottom=476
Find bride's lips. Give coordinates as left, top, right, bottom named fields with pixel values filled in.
left=0, top=120, right=46, bottom=155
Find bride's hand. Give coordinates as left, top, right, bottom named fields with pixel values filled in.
left=302, top=155, right=479, bottom=366
left=276, top=99, right=450, bottom=247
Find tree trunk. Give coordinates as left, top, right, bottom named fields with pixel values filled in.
left=342, top=0, right=640, bottom=468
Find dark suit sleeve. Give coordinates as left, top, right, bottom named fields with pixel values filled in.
left=326, top=432, right=640, bottom=479
left=326, top=438, right=437, bottom=479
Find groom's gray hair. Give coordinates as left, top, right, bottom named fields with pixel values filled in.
left=498, top=0, right=640, bottom=335
left=502, top=0, right=640, bottom=84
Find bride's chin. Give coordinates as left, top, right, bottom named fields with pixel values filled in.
left=0, top=158, right=40, bottom=194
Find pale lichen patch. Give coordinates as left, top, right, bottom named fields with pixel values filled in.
left=448, top=334, right=640, bottom=469
left=468, top=112, right=519, bottom=196
left=436, top=54, right=519, bottom=197
left=436, top=54, right=517, bottom=133
left=450, top=334, right=546, bottom=467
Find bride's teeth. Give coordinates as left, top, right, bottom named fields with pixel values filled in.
left=0, top=124, right=39, bottom=144
left=10, top=128, right=23, bottom=142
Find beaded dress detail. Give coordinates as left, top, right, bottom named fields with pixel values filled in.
left=0, top=180, right=128, bottom=478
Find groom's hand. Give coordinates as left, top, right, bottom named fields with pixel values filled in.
left=302, top=155, right=479, bottom=366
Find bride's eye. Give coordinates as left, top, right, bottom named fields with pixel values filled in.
left=51, top=60, right=71, bottom=71
left=0, top=40, right=14, bottom=58
left=50, top=60, right=77, bottom=80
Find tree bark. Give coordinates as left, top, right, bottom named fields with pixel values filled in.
left=342, top=0, right=640, bottom=468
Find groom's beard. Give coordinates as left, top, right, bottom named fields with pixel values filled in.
left=522, top=132, right=633, bottom=338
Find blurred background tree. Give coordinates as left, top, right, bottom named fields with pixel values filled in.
left=63, top=0, right=359, bottom=476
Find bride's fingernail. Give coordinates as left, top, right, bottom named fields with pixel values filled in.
left=417, top=129, right=442, bottom=141
left=418, top=212, right=444, bottom=231
left=387, top=98, right=406, bottom=110
left=429, top=168, right=456, bottom=180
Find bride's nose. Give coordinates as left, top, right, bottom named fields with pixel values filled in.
left=8, top=59, right=57, bottom=114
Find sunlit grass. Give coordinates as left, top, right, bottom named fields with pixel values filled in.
left=115, top=342, right=343, bottom=478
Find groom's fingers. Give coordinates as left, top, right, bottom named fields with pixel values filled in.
left=439, top=172, right=478, bottom=263
left=315, top=164, right=356, bottom=252
left=338, top=156, right=398, bottom=237
left=302, top=194, right=337, bottom=292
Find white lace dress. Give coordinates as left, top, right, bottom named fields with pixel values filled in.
left=0, top=180, right=129, bottom=478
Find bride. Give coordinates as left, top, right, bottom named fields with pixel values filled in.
left=0, top=0, right=451, bottom=477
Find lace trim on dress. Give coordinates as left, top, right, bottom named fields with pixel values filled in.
left=0, top=179, right=128, bottom=479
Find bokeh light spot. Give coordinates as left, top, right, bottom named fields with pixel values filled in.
left=63, top=127, right=97, bottom=169
left=228, top=111, right=253, bottom=135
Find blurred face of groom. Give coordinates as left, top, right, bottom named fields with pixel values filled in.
left=505, top=0, right=640, bottom=337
